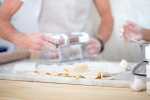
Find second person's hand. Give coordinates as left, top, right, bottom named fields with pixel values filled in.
left=119, top=19, right=144, bottom=42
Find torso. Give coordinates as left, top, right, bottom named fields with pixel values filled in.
left=38, top=0, right=95, bottom=37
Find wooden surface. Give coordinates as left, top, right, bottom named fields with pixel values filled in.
left=16, top=46, right=38, bottom=59
left=0, top=51, right=29, bottom=64
left=0, top=80, right=149, bottom=100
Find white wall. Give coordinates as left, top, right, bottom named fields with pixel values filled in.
left=1, top=0, right=150, bottom=62
left=0, top=0, right=38, bottom=51
left=91, top=0, right=150, bottom=62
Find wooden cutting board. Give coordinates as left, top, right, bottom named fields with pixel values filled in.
left=0, top=80, right=150, bottom=100
left=0, top=50, right=29, bottom=64
left=0, top=60, right=148, bottom=88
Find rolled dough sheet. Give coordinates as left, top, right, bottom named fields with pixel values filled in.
left=13, top=62, right=37, bottom=72
left=13, top=61, right=132, bottom=80
left=63, top=63, right=114, bottom=79
left=32, top=63, right=114, bottom=80
left=63, top=63, right=89, bottom=76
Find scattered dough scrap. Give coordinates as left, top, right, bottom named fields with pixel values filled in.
left=13, top=62, right=114, bottom=80
left=130, top=76, right=146, bottom=92
left=119, top=59, right=128, bottom=70
left=34, top=70, right=63, bottom=76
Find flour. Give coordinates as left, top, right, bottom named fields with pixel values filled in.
left=13, top=60, right=129, bottom=78
left=103, top=67, right=126, bottom=75
left=13, top=62, right=37, bottom=72
left=103, top=59, right=129, bottom=75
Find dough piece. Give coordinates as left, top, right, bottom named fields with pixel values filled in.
left=119, top=59, right=128, bottom=70
left=63, top=62, right=114, bottom=79
left=13, top=63, right=37, bottom=72
left=63, top=63, right=89, bottom=77
left=130, top=76, right=146, bottom=92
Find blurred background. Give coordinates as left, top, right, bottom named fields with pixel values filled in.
left=0, top=0, right=150, bottom=62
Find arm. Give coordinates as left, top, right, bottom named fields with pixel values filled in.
left=94, top=0, right=114, bottom=43
left=86, top=0, right=113, bottom=58
left=119, top=19, right=150, bottom=42
left=0, top=0, right=23, bottom=42
left=0, top=0, right=59, bottom=51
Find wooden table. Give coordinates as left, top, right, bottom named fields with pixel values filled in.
left=0, top=80, right=149, bottom=100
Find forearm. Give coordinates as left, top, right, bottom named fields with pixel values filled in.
left=97, top=17, right=114, bottom=43
left=0, top=16, right=24, bottom=45
left=0, top=0, right=25, bottom=45
left=142, top=28, right=150, bottom=41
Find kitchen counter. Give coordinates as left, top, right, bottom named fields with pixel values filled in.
left=0, top=60, right=149, bottom=99
left=0, top=80, right=149, bottom=100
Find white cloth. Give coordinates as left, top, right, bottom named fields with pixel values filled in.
left=22, top=0, right=95, bottom=37
left=38, top=0, right=95, bottom=37
left=32, top=0, right=94, bottom=59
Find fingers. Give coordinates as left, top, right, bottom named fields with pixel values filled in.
left=119, top=24, right=133, bottom=42
left=87, top=44, right=98, bottom=58
left=42, top=41, right=56, bottom=51
left=125, top=19, right=137, bottom=29
left=44, top=34, right=59, bottom=44
left=26, top=32, right=59, bottom=52
left=28, top=32, right=60, bottom=44
left=119, top=24, right=126, bottom=38
left=121, top=36, right=133, bottom=43
left=119, top=27, right=125, bottom=38
left=86, top=38, right=101, bottom=58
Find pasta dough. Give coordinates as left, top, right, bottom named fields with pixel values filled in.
left=119, top=59, right=128, bottom=70
left=13, top=62, right=114, bottom=80
left=63, top=63, right=114, bottom=79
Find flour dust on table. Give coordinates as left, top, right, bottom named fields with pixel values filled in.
left=13, top=59, right=129, bottom=80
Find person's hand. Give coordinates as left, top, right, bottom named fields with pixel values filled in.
left=86, top=38, right=101, bottom=58
left=119, top=19, right=144, bottom=42
left=16, top=31, right=61, bottom=52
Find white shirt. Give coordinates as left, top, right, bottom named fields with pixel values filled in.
left=21, top=0, right=42, bottom=20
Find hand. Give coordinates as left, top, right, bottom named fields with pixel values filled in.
left=119, top=19, right=144, bottom=42
left=86, top=38, right=101, bottom=58
left=16, top=31, right=60, bottom=52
